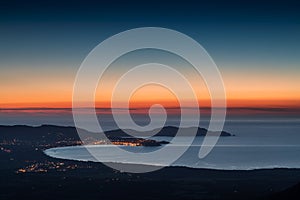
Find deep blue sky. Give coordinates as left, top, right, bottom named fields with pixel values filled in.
left=1, top=0, right=299, bottom=69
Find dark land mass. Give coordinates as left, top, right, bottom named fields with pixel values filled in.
left=0, top=125, right=232, bottom=147
left=0, top=125, right=299, bottom=200
left=107, top=126, right=233, bottom=138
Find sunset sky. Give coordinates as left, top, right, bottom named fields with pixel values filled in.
left=1, top=0, right=300, bottom=109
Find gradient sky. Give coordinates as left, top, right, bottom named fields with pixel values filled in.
left=1, top=0, right=300, bottom=108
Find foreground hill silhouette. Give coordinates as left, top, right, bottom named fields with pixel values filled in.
left=1, top=125, right=300, bottom=200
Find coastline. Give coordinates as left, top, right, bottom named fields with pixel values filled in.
left=44, top=145, right=300, bottom=171
left=1, top=124, right=300, bottom=199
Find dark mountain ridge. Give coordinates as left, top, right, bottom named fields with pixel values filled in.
left=0, top=125, right=232, bottom=142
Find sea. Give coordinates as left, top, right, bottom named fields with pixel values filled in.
left=44, top=117, right=300, bottom=170
left=2, top=108, right=300, bottom=170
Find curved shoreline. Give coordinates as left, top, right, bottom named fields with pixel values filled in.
left=44, top=144, right=300, bottom=171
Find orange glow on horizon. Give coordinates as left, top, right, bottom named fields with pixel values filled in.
left=1, top=98, right=299, bottom=109
left=1, top=66, right=300, bottom=109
